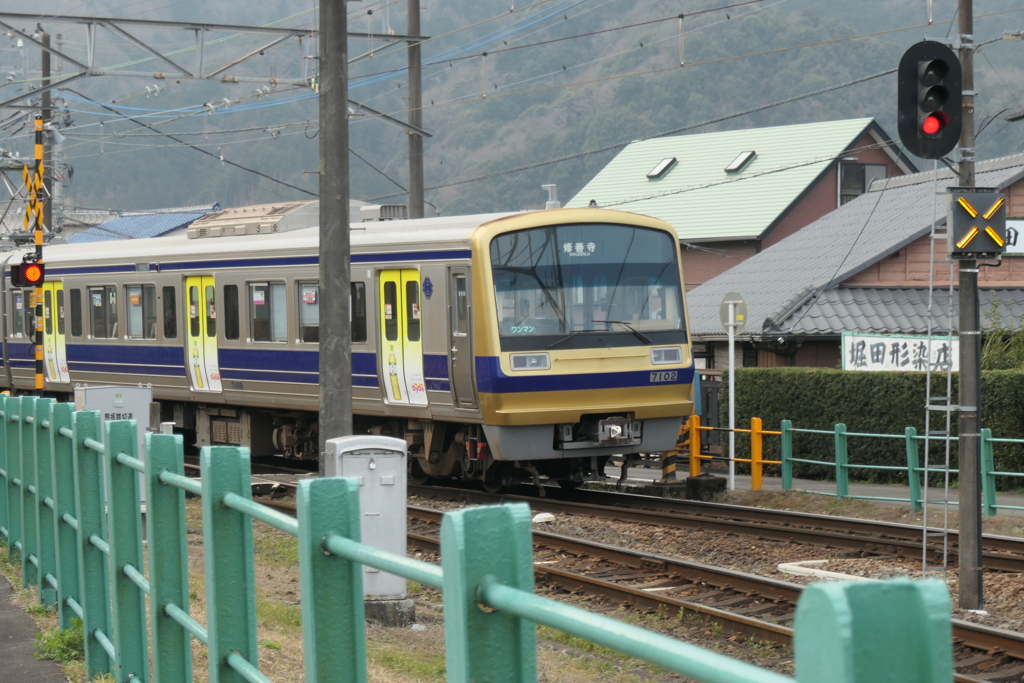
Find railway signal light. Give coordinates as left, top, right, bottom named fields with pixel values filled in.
left=897, top=40, right=962, bottom=159
left=949, top=188, right=1007, bottom=258
left=10, top=261, right=44, bottom=287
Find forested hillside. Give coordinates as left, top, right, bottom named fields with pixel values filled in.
left=7, top=0, right=1024, bottom=214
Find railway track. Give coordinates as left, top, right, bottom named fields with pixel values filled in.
left=409, top=484, right=1024, bottom=572
left=253, top=496, right=1024, bottom=682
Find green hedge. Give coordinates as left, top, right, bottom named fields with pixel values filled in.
left=721, top=368, right=1024, bottom=486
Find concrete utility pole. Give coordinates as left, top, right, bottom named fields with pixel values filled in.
left=318, top=0, right=353, bottom=473
left=957, top=0, right=984, bottom=611
left=41, top=33, right=51, bottom=233
left=407, top=0, right=424, bottom=218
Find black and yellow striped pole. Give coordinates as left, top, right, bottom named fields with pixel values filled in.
left=26, top=117, right=44, bottom=391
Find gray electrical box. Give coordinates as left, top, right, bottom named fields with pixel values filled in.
left=75, top=385, right=155, bottom=505
left=325, top=435, right=408, bottom=600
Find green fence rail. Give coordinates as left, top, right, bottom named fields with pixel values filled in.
left=0, top=395, right=955, bottom=683
left=779, top=419, right=1024, bottom=516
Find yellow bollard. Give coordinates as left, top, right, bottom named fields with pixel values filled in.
left=751, top=417, right=763, bottom=491
left=689, top=415, right=702, bottom=477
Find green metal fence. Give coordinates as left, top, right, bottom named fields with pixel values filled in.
left=779, top=419, right=1024, bottom=516
left=0, top=395, right=954, bottom=683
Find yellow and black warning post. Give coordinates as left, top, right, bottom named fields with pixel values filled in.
left=23, top=117, right=45, bottom=391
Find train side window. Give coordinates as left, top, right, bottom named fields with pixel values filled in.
left=44, top=289, right=53, bottom=335
left=383, top=281, right=398, bottom=341
left=298, top=282, right=318, bottom=343
left=250, top=282, right=286, bottom=342
left=24, top=291, right=36, bottom=337
left=126, top=284, right=157, bottom=339
left=162, top=286, right=177, bottom=339
left=224, top=285, right=239, bottom=340
left=89, top=286, right=117, bottom=338
left=56, top=289, right=66, bottom=336
left=12, top=292, right=23, bottom=337
left=351, top=282, right=367, bottom=343
left=454, top=275, right=468, bottom=336
left=69, top=289, right=82, bottom=337
left=406, top=280, right=420, bottom=342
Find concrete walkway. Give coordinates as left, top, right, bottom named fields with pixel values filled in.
left=0, top=575, right=67, bottom=683
left=605, top=462, right=1024, bottom=518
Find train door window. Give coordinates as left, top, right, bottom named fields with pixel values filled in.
left=406, top=280, right=420, bottom=342
left=205, top=284, right=217, bottom=338
left=69, top=289, right=82, bottom=337
left=12, top=291, right=23, bottom=337
left=56, top=288, right=66, bottom=336
left=383, top=281, right=398, bottom=341
left=250, top=282, right=286, bottom=342
left=351, top=282, right=367, bottom=343
left=454, top=275, right=468, bottom=336
left=188, top=285, right=200, bottom=337
left=224, top=285, right=239, bottom=340
left=162, top=286, right=177, bottom=339
left=24, top=291, right=36, bottom=338
left=44, top=289, right=53, bottom=335
left=89, top=285, right=117, bottom=338
left=126, top=284, right=157, bottom=339
left=298, top=282, right=319, bottom=343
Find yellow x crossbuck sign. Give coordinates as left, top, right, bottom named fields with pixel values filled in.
left=955, top=196, right=1005, bottom=248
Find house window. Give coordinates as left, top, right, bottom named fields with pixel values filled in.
left=840, top=163, right=887, bottom=205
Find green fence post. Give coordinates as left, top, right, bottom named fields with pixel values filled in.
left=4, top=396, right=20, bottom=560
left=49, top=402, right=80, bottom=631
left=105, top=419, right=147, bottom=682
left=834, top=423, right=849, bottom=498
left=33, top=397, right=57, bottom=607
left=297, top=477, right=367, bottom=683
left=981, top=428, right=997, bottom=518
left=73, top=409, right=112, bottom=677
left=794, top=578, right=952, bottom=683
left=442, top=503, right=537, bottom=683
left=202, top=446, right=258, bottom=683
left=0, top=398, right=8, bottom=550
left=781, top=420, right=793, bottom=490
left=19, top=395, right=38, bottom=590
left=905, top=427, right=922, bottom=513
left=146, top=432, right=192, bottom=683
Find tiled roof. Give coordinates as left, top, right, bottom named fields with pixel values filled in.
left=67, top=211, right=207, bottom=243
left=686, top=153, right=1024, bottom=339
left=566, top=118, right=892, bottom=241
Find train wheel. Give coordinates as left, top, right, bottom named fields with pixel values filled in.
left=481, top=478, right=504, bottom=494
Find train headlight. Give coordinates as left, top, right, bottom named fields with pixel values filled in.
left=510, top=352, right=551, bottom=371
left=651, top=346, right=682, bottom=365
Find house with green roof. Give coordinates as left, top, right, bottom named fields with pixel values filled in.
left=566, top=118, right=917, bottom=289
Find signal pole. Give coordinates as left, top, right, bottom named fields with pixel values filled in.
left=41, top=33, right=51, bottom=234
left=957, top=0, right=984, bottom=611
left=318, top=0, right=353, bottom=472
left=30, top=117, right=44, bottom=392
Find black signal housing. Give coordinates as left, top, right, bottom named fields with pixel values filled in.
left=10, top=262, right=44, bottom=287
left=897, top=41, right=962, bottom=159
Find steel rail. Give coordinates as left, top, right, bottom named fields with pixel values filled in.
left=409, top=485, right=1024, bottom=571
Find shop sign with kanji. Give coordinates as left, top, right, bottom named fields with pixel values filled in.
left=841, top=332, right=959, bottom=372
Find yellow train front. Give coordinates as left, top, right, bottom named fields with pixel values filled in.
left=468, top=209, right=694, bottom=489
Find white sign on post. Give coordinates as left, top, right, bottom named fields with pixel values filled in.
left=841, top=333, right=959, bottom=372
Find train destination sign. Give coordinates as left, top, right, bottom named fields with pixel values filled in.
left=841, top=332, right=959, bottom=372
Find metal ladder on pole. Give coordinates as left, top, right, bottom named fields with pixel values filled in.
left=923, top=158, right=956, bottom=578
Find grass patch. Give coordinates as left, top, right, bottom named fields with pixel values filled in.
left=253, top=526, right=299, bottom=568
left=257, top=595, right=302, bottom=630
left=35, top=617, right=84, bottom=663
left=367, top=640, right=446, bottom=681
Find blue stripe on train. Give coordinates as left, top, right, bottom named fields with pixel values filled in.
left=474, top=356, right=695, bottom=394
left=46, top=249, right=472, bottom=276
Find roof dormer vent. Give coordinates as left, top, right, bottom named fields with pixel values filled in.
left=725, top=150, right=756, bottom=173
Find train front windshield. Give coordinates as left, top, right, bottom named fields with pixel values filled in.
left=490, top=223, right=686, bottom=351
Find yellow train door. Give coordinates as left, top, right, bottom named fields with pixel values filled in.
left=185, top=276, right=222, bottom=392
left=378, top=269, right=427, bottom=405
left=42, top=282, right=69, bottom=383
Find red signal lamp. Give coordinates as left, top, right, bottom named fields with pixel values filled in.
left=10, top=261, right=44, bottom=287
left=922, top=112, right=947, bottom=136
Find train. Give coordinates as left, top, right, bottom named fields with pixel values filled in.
left=1, top=201, right=695, bottom=488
